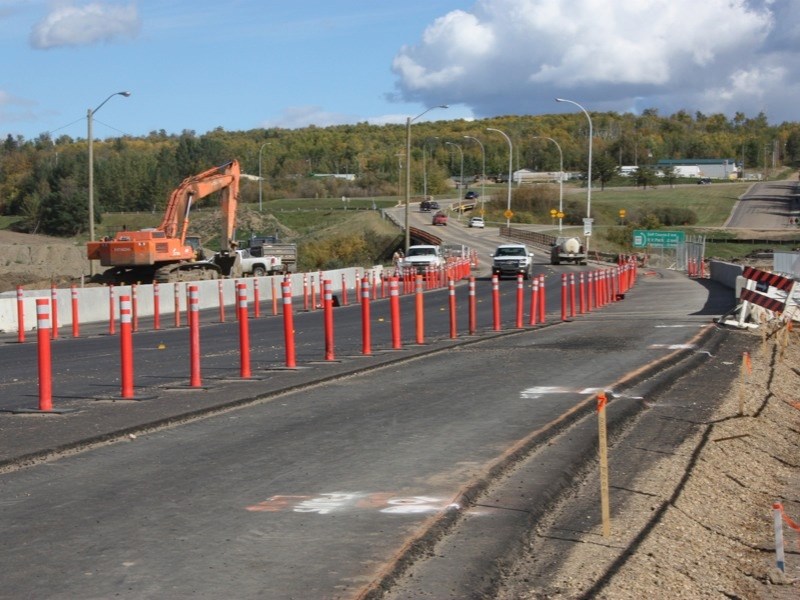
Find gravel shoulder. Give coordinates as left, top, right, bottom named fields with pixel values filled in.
left=497, top=321, right=800, bottom=599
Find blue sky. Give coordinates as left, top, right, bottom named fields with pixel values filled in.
left=2, top=0, right=799, bottom=142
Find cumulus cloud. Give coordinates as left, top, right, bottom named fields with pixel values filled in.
left=30, top=2, right=140, bottom=49
left=392, top=0, right=800, bottom=122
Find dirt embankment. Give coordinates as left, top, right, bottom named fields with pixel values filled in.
left=0, top=230, right=89, bottom=292
left=499, top=322, right=800, bottom=599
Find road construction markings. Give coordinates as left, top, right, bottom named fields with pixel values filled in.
left=246, top=492, right=459, bottom=515
left=520, top=387, right=643, bottom=401
left=521, top=386, right=604, bottom=399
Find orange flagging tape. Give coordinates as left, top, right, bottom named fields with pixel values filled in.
left=743, top=351, right=752, bottom=374
left=775, top=502, right=800, bottom=552
left=777, top=503, right=800, bottom=533
left=597, top=391, right=607, bottom=412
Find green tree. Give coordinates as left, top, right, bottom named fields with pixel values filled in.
left=593, top=153, right=617, bottom=190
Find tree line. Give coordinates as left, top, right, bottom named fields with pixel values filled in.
left=2, top=109, right=799, bottom=237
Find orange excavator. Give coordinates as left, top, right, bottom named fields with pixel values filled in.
left=87, top=160, right=243, bottom=284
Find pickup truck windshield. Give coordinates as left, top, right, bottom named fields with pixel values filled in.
left=496, top=248, right=526, bottom=256
left=407, top=248, right=434, bottom=256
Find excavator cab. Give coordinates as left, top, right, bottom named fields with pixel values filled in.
left=184, top=236, right=206, bottom=260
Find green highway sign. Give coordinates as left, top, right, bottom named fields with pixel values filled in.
left=632, top=230, right=685, bottom=248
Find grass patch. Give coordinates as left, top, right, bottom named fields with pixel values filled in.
left=0, top=216, right=23, bottom=230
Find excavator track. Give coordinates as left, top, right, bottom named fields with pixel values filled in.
left=153, top=263, right=221, bottom=284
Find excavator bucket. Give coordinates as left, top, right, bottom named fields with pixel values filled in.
left=213, top=250, right=242, bottom=278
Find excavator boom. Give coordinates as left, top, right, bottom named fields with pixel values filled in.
left=159, top=160, right=240, bottom=251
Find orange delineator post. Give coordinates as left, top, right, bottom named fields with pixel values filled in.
left=389, top=277, right=402, bottom=349
left=189, top=285, right=202, bottom=387
left=323, top=279, right=335, bottom=360
left=119, top=295, right=134, bottom=398
left=281, top=281, right=297, bottom=368
left=516, top=274, right=525, bottom=329
left=132, top=284, right=139, bottom=332
left=529, top=277, right=539, bottom=326
left=492, top=275, right=501, bottom=331
left=218, top=280, right=226, bottom=323
left=415, top=274, right=425, bottom=344
left=449, top=279, right=458, bottom=338
left=361, top=277, right=371, bottom=355
left=272, top=277, right=279, bottom=316
left=108, top=285, right=116, bottom=335
left=569, top=273, right=576, bottom=318
left=50, top=284, right=58, bottom=340
left=71, top=285, right=79, bottom=338
left=35, top=299, right=52, bottom=411
left=237, top=283, right=251, bottom=378
left=561, top=273, right=568, bottom=321
left=341, top=273, right=349, bottom=306
left=173, top=283, right=181, bottom=328
left=253, top=278, right=261, bottom=318
left=538, top=274, right=546, bottom=323
left=153, top=282, right=161, bottom=330
left=16, top=286, right=25, bottom=344
left=579, top=273, right=586, bottom=314
left=468, top=277, right=477, bottom=335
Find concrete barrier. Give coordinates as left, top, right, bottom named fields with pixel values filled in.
left=708, top=260, right=743, bottom=289
left=0, top=266, right=383, bottom=334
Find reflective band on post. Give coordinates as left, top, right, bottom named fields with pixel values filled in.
left=120, top=297, right=132, bottom=324
left=37, top=300, right=51, bottom=329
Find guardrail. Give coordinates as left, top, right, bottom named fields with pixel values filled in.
left=499, top=226, right=556, bottom=247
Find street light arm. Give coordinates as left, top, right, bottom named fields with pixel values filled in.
left=411, top=104, right=449, bottom=124
left=91, top=91, right=132, bottom=117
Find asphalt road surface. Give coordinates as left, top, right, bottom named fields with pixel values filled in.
left=725, top=179, right=800, bottom=229
left=0, top=211, right=740, bottom=599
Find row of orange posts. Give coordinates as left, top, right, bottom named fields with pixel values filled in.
left=19, top=256, right=637, bottom=413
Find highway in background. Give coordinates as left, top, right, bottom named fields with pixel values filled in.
left=725, top=180, right=800, bottom=229
left=0, top=207, right=739, bottom=599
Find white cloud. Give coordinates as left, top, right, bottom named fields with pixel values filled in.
left=30, top=2, right=140, bottom=49
left=392, top=0, right=800, bottom=122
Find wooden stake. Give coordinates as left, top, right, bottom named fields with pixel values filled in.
left=597, top=391, right=611, bottom=538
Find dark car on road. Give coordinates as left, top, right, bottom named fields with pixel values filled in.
left=465, top=190, right=479, bottom=199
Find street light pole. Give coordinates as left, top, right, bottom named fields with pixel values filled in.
left=556, top=98, right=593, bottom=250
left=88, top=90, right=131, bottom=275
left=258, top=142, right=271, bottom=212
left=405, top=105, right=448, bottom=252
left=533, top=136, right=564, bottom=232
left=463, top=135, right=485, bottom=214
left=444, top=141, right=464, bottom=203
left=486, top=127, right=513, bottom=228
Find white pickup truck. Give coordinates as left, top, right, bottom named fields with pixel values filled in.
left=235, top=248, right=284, bottom=277
left=401, top=244, right=443, bottom=273
left=491, top=243, right=534, bottom=279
